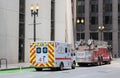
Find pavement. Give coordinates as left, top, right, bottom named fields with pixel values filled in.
left=0, top=63, right=30, bottom=70
left=0, top=58, right=120, bottom=71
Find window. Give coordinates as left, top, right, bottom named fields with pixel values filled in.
left=76, top=33, right=80, bottom=41
left=104, top=32, right=112, bottom=43
left=118, top=4, right=120, bottom=12
left=51, top=0, right=55, bottom=41
left=90, top=16, right=98, bottom=25
left=103, top=16, right=112, bottom=24
left=90, top=32, right=98, bottom=40
left=78, top=6, right=85, bottom=13
left=37, top=47, right=41, bottom=53
left=103, top=4, right=112, bottom=12
left=65, top=48, right=67, bottom=53
left=91, top=4, right=98, bottom=13
left=43, top=47, right=48, bottom=53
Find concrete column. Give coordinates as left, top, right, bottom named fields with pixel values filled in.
left=112, top=0, right=118, bottom=58
left=85, top=0, right=90, bottom=40
left=98, top=0, right=103, bottom=40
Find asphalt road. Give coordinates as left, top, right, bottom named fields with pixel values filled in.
left=0, top=61, right=120, bottom=78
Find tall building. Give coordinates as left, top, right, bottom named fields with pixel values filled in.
left=76, top=0, right=120, bottom=57
left=0, top=0, right=19, bottom=64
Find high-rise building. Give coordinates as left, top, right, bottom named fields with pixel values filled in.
left=76, top=0, right=120, bottom=57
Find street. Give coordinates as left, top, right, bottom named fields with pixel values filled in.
left=0, top=60, right=120, bottom=78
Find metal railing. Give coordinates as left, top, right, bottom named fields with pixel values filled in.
left=0, top=58, right=7, bottom=68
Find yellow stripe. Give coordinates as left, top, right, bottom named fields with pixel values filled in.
left=48, top=43, right=54, bottom=50
left=48, top=63, right=52, bottom=67
left=37, top=64, right=41, bottom=67
left=43, top=64, right=46, bottom=67
left=30, top=55, right=35, bottom=61
left=48, top=54, right=54, bottom=61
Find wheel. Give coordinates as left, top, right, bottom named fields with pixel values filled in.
left=35, top=68, right=42, bottom=71
left=71, top=62, right=76, bottom=69
left=59, top=63, right=64, bottom=71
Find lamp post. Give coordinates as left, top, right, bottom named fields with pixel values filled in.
left=98, top=26, right=104, bottom=41
left=30, top=4, right=39, bottom=42
left=76, top=19, right=84, bottom=39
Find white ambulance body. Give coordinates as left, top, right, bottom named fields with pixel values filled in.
left=30, top=41, right=76, bottom=71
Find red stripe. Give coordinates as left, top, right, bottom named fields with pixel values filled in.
left=55, top=58, right=71, bottom=60
left=35, top=64, right=39, bottom=67
left=40, top=64, right=44, bottom=67
left=46, top=64, right=49, bottom=67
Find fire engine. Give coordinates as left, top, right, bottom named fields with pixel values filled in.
left=76, top=39, right=112, bottom=66
left=30, top=41, right=76, bottom=71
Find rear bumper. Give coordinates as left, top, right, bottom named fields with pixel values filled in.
left=76, top=58, right=95, bottom=63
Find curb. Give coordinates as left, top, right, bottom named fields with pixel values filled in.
left=0, top=67, right=32, bottom=71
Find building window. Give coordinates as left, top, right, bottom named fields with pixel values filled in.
left=104, top=32, right=112, bottom=45
left=90, top=32, right=98, bottom=40
left=51, top=0, right=55, bottom=41
left=103, top=4, right=112, bottom=12
left=118, top=16, right=120, bottom=31
left=90, top=4, right=98, bottom=13
left=76, top=33, right=85, bottom=41
left=77, top=6, right=85, bottom=13
left=118, top=3, right=120, bottom=12
left=103, top=16, right=112, bottom=24
left=90, top=16, right=98, bottom=25
left=76, top=33, right=80, bottom=41
left=118, top=32, right=120, bottom=57
left=19, top=0, right=25, bottom=63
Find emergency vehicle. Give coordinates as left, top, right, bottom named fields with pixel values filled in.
left=76, top=39, right=112, bottom=66
left=30, top=41, right=76, bottom=71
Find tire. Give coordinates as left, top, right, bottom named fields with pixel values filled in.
left=59, top=63, right=64, bottom=71
left=35, top=68, right=42, bottom=71
left=71, top=62, right=76, bottom=69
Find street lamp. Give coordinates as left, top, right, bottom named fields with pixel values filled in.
left=76, top=18, right=84, bottom=39
left=30, top=4, right=39, bottom=42
left=98, top=26, right=105, bottom=41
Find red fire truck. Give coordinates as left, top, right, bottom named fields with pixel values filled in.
left=76, top=39, right=112, bottom=66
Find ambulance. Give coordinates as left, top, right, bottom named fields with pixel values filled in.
left=30, top=41, right=76, bottom=71
left=76, top=39, right=112, bottom=66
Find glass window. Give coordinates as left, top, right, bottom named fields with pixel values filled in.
left=90, top=16, right=98, bottom=25
left=103, top=4, right=112, bottom=12
left=43, top=47, right=48, bottom=53
left=91, top=4, right=98, bottom=13
left=118, top=4, right=120, bottom=12
left=76, top=33, right=80, bottom=41
left=78, top=6, right=85, bottom=13
left=103, top=16, right=112, bottom=24
left=51, top=0, right=55, bottom=41
left=65, top=48, right=67, bottom=53
left=37, top=47, right=41, bottom=53
left=90, top=32, right=98, bottom=40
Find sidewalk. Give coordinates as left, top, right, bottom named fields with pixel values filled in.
left=0, top=63, right=30, bottom=70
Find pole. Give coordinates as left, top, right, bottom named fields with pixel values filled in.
left=33, top=12, right=36, bottom=42
left=101, top=30, right=102, bottom=41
